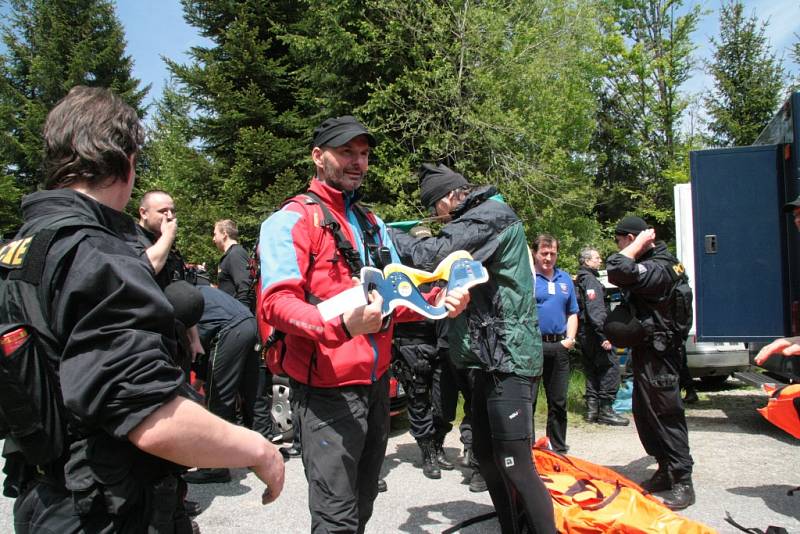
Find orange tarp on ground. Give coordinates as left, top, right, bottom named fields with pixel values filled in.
left=532, top=443, right=716, bottom=533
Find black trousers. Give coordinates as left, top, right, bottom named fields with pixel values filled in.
left=394, top=343, right=457, bottom=442
left=205, top=317, right=260, bottom=426
left=251, top=364, right=276, bottom=438
left=531, top=341, right=570, bottom=453
left=631, top=343, right=694, bottom=482
left=14, top=477, right=192, bottom=534
left=579, top=333, right=622, bottom=403
left=291, top=373, right=390, bottom=534
left=471, top=371, right=556, bottom=534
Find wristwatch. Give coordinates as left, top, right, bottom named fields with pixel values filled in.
left=564, top=336, right=575, bottom=342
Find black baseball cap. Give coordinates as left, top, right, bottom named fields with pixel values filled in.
left=311, top=115, right=376, bottom=148
left=614, top=215, right=649, bottom=236
left=784, top=195, right=800, bottom=212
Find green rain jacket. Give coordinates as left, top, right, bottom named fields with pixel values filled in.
left=389, top=186, right=542, bottom=377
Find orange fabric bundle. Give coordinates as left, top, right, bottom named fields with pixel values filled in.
left=532, top=445, right=716, bottom=533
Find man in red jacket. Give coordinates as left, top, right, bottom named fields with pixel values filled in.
left=258, top=116, right=468, bottom=533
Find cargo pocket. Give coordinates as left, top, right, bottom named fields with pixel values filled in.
left=648, top=373, right=681, bottom=417
left=65, top=436, right=143, bottom=516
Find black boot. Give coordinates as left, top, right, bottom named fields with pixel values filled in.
left=434, top=437, right=454, bottom=470
left=584, top=398, right=599, bottom=423
left=662, top=480, right=695, bottom=510
left=683, top=385, right=699, bottom=404
left=468, top=469, right=488, bottom=492
left=640, top=467, right=672, bottom=493
left=597, top=400, right=629, bottom=426
left=419, top=439, right=441, bottom=479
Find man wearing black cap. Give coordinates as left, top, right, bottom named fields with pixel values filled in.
left=606, top=216, right=695, bottom=511
left=389, top=163, right=556, bottom=534
left=257, top=118, right=469, bottom=532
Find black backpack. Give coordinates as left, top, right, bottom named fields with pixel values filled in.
left=651, top=257, right=694, bottom=339
left=0, top=217, right=105, bottom=466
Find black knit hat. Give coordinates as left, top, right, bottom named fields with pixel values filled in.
left=164, top=280, right=204, bottom=327
left=614, top=216, right=649, bottom=236
left=419, top=163, right=469, bottom=208
left=311, top=115, right=376, bottom=148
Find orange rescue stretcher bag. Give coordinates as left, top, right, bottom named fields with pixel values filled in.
left=757, top=383, right=800, bottom=439
left=532, top=444, right=716, bottom=533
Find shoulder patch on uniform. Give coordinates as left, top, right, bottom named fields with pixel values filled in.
left=637, top=263, right=647, bottom=275
left=587, top=288, right=596, bottom=300
left=0, top=237, right=33, bottom=268
left=672, top=262, right=685, bottom=276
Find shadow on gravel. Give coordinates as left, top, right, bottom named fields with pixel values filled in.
left=397, top=500, right=496, bottom=533
left=727, top=484, right=800, bottom=522
left=603, top=455, right=657, bottom=485
left=187, top=467, right=253, bottom=513
left=382, top=442, right=473, bottom=483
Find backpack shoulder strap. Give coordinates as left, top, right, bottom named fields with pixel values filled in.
left=301, top=190, right=363, bottom=276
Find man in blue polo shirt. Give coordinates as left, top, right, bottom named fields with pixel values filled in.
left=532, top=233, right=578, bottom=453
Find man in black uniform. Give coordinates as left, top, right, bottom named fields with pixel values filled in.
left=575, top=247, right=628, bottom=426
left=0, top=86, right=284, bottom=532
left=211, top=218, right=280, bottom=444
left=212, top=219, right=252, bottom=307
left=606, top=216, right=695, bottom=511
left=184, top=285, right=261, bottom=484
left=136, top=190, right=185, bottom=288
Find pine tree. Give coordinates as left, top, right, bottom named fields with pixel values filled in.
left=591, top=0, right=699, bottom=239
left=168, top=0, right=308, bottom=226
left=0, top=0, right=148, bottom=200
left=704, top=1, right=785, bottom=146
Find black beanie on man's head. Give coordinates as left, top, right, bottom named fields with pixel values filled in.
left=614, top=215, right=649, bottom=236
left=419, top=163, right=469, bottom=208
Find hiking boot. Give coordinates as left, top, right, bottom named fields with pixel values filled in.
left=640, top=468, right=672, bottom=493
left=584, top=398, right=599, bottom=423
left=597, top=401, right=629, bottom=426
left=434, top=438, right=454, bottom=470
left=683, top=387, right=699, bottom=404
left=377, top=478, right=387, bottom=493
left=661, top=481, right=695, bottom=510
left=468, top=470, right=488, bottom=492
left=183, top=468, right=231, bottom=484
left=419, top=439, right=441, bottom=479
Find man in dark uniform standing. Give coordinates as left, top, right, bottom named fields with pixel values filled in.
left=184, top=285, right=261, bottom=484
left=0, top=86, right=284, bottom=532
left=212, top=219, right=252, bottom=307
left=575, top=247, right=628, bottom=426
left=606, top=215, right=695, bottom=511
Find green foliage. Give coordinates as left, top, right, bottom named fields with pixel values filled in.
left=357, top=0, right=606, bottom=267
left=0, top=0, right=147, bottom=232
left=0, top=0, right=147, bottom=187
left=591, top=0, right=699, bottom=241
left=704, top=1, right=785, bottom=147
left=136, top=84, right=222, bottom=272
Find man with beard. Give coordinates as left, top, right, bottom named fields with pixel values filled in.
left=257, top=116, right=469, bottom=533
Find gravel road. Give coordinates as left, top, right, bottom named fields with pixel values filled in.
left=1, top=378, right=797, bottom=533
